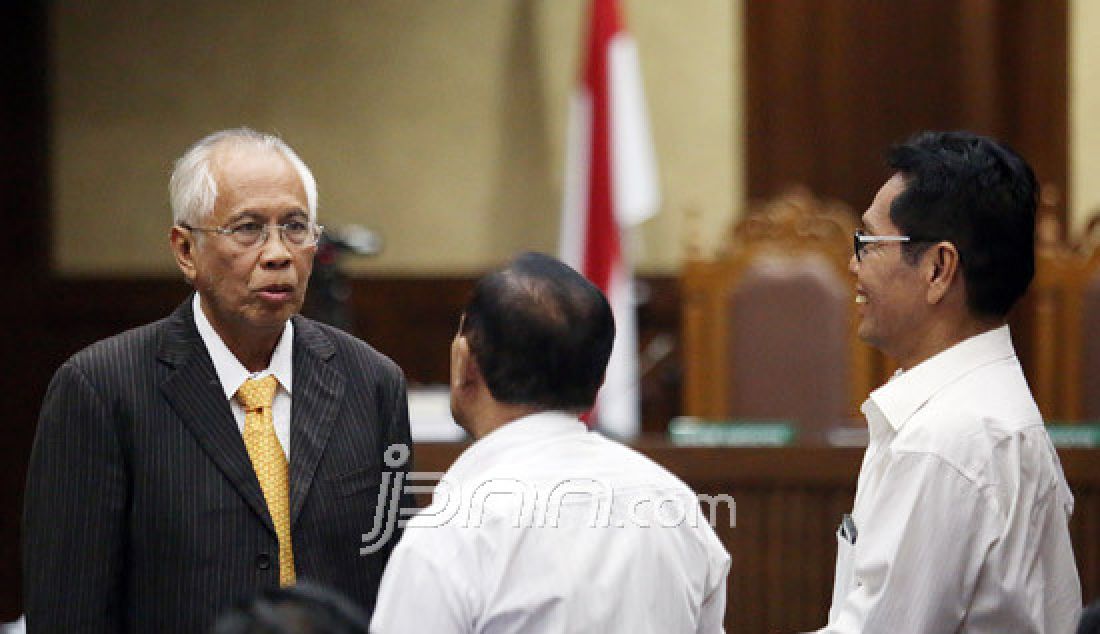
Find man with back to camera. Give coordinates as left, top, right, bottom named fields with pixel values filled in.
left=370, top=252, right=731, bottom=633
left=23, top=128, right=414, bottom=633
left=817, top=131, right=1081, bottom=632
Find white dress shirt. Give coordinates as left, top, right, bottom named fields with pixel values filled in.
left=193, top=294, right=294, bottom=457
left=818, top=325, right=1081, bottom=633
left=371, top=411, right=731, bottom=634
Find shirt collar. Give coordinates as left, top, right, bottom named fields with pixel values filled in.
left=444, top=410, right=588, bottom=485
left=192, top=293, right=294, bottom=401
left=863, top=324, right=1016, bottom=434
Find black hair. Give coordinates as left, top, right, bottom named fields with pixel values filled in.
left=210, top=582, right=370, bottom=634
left=887, top=130, right=1037, bottom=318
left=461, top=252, right=615, bottom=410
left=1079, top=600, right=1100, bottom=634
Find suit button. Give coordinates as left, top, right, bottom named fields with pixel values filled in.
left=256, top=553, right=272, bottom=570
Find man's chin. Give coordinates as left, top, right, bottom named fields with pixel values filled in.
left=859, top=331, right=896, bottom=360
left=247, top=304, right=300, bottom=330
left=857, top=323, right=885, bottom=349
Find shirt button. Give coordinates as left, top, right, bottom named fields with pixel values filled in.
left=256, top=553, right=272, bottom=570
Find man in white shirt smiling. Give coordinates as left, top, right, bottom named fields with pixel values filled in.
left=818, top=131, right=1081, bottom=632
left=371, top=252, right=731, bottom=633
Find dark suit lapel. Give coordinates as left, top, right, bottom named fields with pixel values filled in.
left=158, top=297, right=276, bottom=535
left=288, top=316, right=345, bottom=529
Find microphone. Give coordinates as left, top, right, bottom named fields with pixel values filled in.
left=322, top=224, right=384, bottom=256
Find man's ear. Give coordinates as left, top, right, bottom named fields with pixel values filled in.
left=450, top=334, right=482, bottom=390
left=170, top=226, right=198, bottom=284
left=925, top=241, right=960, bottom=305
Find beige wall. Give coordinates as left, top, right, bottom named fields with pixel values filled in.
left=52, top=0, right=741, bottom=276
left=1071, top=0, right=1100, bottom=236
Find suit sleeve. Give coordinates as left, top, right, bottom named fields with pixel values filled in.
left=357, top=363, right=418, bottom=578
left=381, top=367, right=417, bottom=557
left=389, top=369, right=417, bottom=509
left=24, top=361, right=129, bottom=633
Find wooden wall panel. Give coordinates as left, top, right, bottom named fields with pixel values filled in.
left=998, top=1, right=1071, bottom=215
left=745, top=0, right=1068, bottom=219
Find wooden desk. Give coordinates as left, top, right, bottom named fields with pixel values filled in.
left=413, top=442, right=1100, bottom=633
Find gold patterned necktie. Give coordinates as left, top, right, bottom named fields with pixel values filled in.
left=237, top=375, right=296, bottom=586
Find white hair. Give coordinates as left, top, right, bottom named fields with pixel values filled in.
left=169, top=127, right=318, bottom=226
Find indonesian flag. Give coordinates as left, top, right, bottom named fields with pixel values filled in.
left=560, top=0, right=659, bottom=438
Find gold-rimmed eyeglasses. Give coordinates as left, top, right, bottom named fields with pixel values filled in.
left=180, top=219, right=324, bottom=249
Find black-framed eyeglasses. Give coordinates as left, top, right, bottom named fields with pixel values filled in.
left=180, top=219, right=324, bottom=249
left=852, top=229, right=914, bottom=262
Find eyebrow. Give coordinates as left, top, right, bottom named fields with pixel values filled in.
left=229, top=209, right=309, bottom=222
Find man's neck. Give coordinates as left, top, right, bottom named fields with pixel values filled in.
left=197, top=300, right=283, bottom=372
left=227, top=337, right=280, bottom=373
left=894, top=315, right=1004, bottom=371
left=467, top=402, right=545, bottom=440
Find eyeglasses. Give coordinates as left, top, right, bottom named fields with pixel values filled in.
left=180, top=219, right=324, bottom=249
left=853, top=229, right=914, bottom=262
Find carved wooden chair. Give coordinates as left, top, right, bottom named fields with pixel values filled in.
left=1081, top=240, right=1100, bottom=420
left=681, top=188, right=878, bottom=436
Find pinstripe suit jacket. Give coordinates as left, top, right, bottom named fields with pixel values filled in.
left=23, top=298, right=413, bottom=633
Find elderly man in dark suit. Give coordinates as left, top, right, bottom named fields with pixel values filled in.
left=23, top=128, right=413, bottom=633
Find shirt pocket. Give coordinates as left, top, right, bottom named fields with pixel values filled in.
left=830, top=526, right=857, bottom=611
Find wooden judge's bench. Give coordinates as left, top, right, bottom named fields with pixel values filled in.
left=413, top=441, right=1100, bottom=633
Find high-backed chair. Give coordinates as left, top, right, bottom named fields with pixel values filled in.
left=1078, top=213, right=1100, bottom=420
left=681, top=189, right=877, bottom=435
left=1079, top=220, right=1100, bottom=420
left=1017, top=211, right=1095, bottom=421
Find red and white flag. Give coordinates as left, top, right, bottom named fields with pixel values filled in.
left=560, top=0, right=659, bottom=438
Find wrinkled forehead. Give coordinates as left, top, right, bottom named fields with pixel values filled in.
left=196, top=143, right=308, bottom=228
left=209, top=140, right=294, bottom=178
left=213, top=143, right=306, bottom=194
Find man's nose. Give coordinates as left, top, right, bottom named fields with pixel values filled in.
left=259, top=229, right=293, bottom=268
left=848, top=252, right=859, bottom=274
